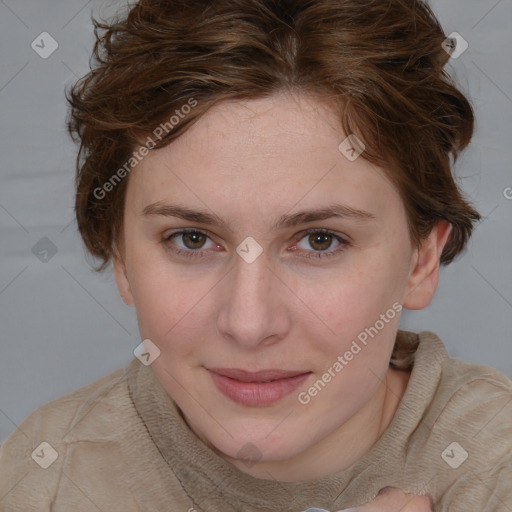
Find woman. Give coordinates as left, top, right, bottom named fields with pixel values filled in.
left=0, top=0, right=510, bottom=510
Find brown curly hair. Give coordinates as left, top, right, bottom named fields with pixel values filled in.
left=67, top=0, right=480, bottom=277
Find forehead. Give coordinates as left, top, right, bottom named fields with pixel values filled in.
left=126, top=92, right=403, bottom=227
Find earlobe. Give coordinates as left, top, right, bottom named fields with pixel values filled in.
left=113, top=254, right=135, bottom=306
left=403, top=221, right=452, bottom=310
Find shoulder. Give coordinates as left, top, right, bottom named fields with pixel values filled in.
left=435, top=335, right=512, bottom=463
left=0, top=364, right=137, bottom=510
left=4, top=364, right=130, bottom=444
left=409, top=330, right=512, bottom=405
left=418, top=330, right=512, bottom=435
left=408, top=331, right=512, bottom=509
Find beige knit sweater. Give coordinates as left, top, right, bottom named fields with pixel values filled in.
left=1, top=331, right=511, bottom=511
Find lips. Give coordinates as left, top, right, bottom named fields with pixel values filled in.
left=206, top=367, right=312, bottom=405
left=208, top=368, right=309, bottom=382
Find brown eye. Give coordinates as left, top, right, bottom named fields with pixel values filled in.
left=181, top=231, right=207, bottom=249
left=162, top=229, right=219, bottom=259
left=308, top=232, right=334, bottom=251
left=292, top=228, right=350, bottom=260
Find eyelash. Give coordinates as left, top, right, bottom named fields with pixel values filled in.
left=162, top=228, right=350, bottom=260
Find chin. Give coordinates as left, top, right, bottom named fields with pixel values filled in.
left=206, top=423, right=310, bottom=464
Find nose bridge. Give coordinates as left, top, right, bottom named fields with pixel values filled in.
left=231, top=252, right=271, bottom=316
left=218, top=250, right=281, bottom=347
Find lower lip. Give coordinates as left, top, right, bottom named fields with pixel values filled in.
left=207, top=370, right=311, bottom=406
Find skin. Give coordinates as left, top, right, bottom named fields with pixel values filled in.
left=346, top=487, right=434, bottom=511
left=113, top=91, right=451, bottom=487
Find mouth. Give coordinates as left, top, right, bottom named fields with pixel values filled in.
left=206, top=367, right=312, bottom=406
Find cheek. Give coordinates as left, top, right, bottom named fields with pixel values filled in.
left=309, top=257, right=405, bottom=336
left=295, top=267, right=404, bottom=415
left=131, top=274, right=192, bottom=337
left=126, top=250, right=216, bottom=354
left=291, top=250, right=408, bottom=385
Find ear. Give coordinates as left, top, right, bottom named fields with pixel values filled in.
left=403, top=221, right=452, bottom=310
left=113, top=253, right=135, bottom=306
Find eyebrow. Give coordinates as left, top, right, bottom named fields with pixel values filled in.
left=142, top=202, right=376, bottom=232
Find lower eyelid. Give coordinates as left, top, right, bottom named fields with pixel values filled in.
left=296, top=237, right=349, bottom=259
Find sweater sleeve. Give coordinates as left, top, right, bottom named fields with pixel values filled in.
left=433, top=375, right=512, bottom=512
left=0, top=368, right=141, bottom=512
left=435, top=453, right=512, bottom=512
left=0, top=414, right=66, bottom=511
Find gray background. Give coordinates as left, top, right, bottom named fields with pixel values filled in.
left=1, top=0, right=511, bottom=444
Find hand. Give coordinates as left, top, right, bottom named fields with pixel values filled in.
left=345, top=487, right=434, bottom=512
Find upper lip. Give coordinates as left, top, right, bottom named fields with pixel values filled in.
left=207, top=368, right=311, bottom=382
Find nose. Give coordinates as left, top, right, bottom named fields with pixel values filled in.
left=216, top=249, right=290, bottom=349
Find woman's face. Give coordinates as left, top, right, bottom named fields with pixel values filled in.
left=115, top=92, right=444, bottom=478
